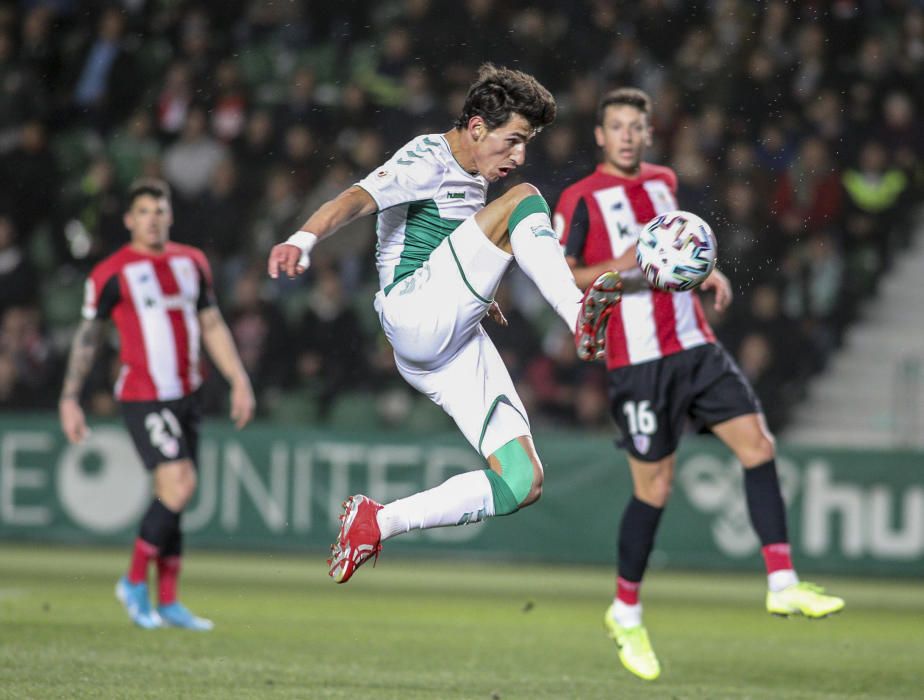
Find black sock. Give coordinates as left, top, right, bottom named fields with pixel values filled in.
left=138, top=499, right=180, bottom=552
left=160, top=520, right=183, bottom=558
left=743, top=459, right=789, bottom=545
left=618, top=496, right=664, bottom=583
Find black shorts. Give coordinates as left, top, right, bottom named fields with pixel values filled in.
left=608, top=343, right=761, bottom=462
left=120, top=392, right=202, bottom=471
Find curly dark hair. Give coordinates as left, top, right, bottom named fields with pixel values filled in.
left=454, top=63, right=556, bottom=133
left=596, top=87, right=652, bottom=125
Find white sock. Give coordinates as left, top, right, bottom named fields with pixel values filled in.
left=768, top=569, right=799, bottom=592
left=611, top=599, right=643, bottom=629
left=376, top=470, right=496, bottom=541
left=509, top=211, right=583, bottom=330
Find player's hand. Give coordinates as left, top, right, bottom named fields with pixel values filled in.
left=230, top=381, right=256, bottom=429
left=700, top=268, right=732, bottom=312
left=59, top=398, right=89, bottom=444
left=267, top=243, right=307, bottom=280
left=487, top=301, right=508, bottom=327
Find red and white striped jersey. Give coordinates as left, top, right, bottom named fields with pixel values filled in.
left=82, top=242, right=216, bottom=401
left=554, top=163, right=715, bottom=370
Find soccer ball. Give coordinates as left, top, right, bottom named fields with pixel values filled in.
left=635, top=210, right=717, bottom=292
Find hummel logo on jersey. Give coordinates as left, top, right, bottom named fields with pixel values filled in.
left=530, top=224, right=557, bottom=239
left=612, top=201, right=623, bottom=210
left=447, top=192, right=465, bottom=199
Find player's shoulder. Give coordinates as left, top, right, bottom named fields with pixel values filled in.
left=556, top=169, right=600, bottom=208
left=166, top=241, right=209, bottom=266
left=391, top=133, right=449, bottom=168
left=369, top=133, right=450, bottom=187
left=640, top=162, right=677, bottom=189
left=88, top=245, right=132, bottom=283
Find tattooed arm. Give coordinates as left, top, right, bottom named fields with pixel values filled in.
left=59, top=318, right=105, bottom=444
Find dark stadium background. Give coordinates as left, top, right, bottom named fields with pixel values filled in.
left=0, top=0, right=920, bottom=434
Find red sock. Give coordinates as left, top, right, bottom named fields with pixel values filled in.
left=157, top=555, right=181, bottom=605
left=616, top=576, right=641, bottom=605
left=128, top=538, right=158, bottom=584
left=761, top=542, right=793, bottom=574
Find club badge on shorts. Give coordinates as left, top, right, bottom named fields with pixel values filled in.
left=633, top=434, right=651, bottom=455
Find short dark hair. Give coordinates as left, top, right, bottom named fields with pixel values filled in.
left=596, top=87, right=652, bottom=125
left=126, top=178, right=172, bottom=209
left=454, top=63, right=556, bottom=133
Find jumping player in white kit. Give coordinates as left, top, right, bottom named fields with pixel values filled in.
left=267, top=64, right=622, bottom=584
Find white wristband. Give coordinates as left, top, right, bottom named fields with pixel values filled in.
left=285, top=230, right=319, bottom=269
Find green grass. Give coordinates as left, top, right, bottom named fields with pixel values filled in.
left=0, top=545, right=920, bottom=699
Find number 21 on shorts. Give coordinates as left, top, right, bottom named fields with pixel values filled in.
left=622, top=400, right=657, bottom=436
left=145, top=409, right=182, bottom=459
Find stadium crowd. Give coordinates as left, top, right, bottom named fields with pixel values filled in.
left=0, top=0, right=920, bottom=432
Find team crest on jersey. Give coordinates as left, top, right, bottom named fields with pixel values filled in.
left=633, top=434, right=651, bottom=455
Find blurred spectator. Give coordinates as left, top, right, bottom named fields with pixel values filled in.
left=771, top=136, right=843, bottom=238
left=209, top=58, right=248, bottom=143
left=0, top=26, right=47, bottom=139
left=281, top=123, right=321, bottom=196
left=842, top=140, right=909, bottom=294
left=107, top=109, right=161, bottom=189
left=61, top=155, right=124, bottom=262
left=735, top=332, right=785, bottom=430
left=0, top=305, right=58, bottom=409
left=234, top=108, right=277, bottom=203
left=176, top=156, right=248, bottom=265
left=156, top=61, right=194, bottom=137
left=70, top=6, right=139, bottom=131
left=294, top=259, right=370, bottom=418
left=0, top=120, right=60, bottom=240
left=162, top=105, right=227, bottom=201
left=225, top=265, right=293, bottom=401
left=275, top=66, right=330, bottom=135
left=250, top=168, right=302, bottom=259
left=0, top=216, right=37, bottom=315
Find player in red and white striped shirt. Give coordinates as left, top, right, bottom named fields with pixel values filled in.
left=59, top=179, right=255, bottom=630
left=556, top=88, right=843, bottom=681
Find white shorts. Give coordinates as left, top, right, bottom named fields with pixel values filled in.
left=374, top=216, right=530, bottom=457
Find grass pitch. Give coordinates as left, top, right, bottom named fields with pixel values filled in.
left=0, top=545, right=920, bottom=699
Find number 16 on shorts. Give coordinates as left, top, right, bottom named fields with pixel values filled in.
left=623, top=400, right=657, bottom=456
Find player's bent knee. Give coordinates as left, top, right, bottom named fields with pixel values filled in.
left=741, top=435, right=776, bottom=468
left=505, top=182, right=541, bottom=203
left=485, top=438, right=540, bottom=515
left=521, top=467, right=543, bottom=507
left=635, top=478, right=672, bottom=508
left=155, top=459, right=197, bottom=511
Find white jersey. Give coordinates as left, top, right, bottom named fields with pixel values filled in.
left=355, top=134, right=488, bottom=293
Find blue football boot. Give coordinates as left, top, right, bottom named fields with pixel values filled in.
left=115, top=576, right=162, bottom=629
left=157, top=601, right=214, bottom=631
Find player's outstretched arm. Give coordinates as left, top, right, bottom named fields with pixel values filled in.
left=698, top=267, right=733, bottom=312
left=267, top=186, right=377, bottom=280
left=566, top=250, right=636, bottom=291
left=59, top=318, right=104, bottom=443
left=199, top=307, right=255, bottom=429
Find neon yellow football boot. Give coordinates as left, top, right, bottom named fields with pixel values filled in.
left=766, top=582, right=845, bottom=618
left=603, top=604, right=661, bottom=681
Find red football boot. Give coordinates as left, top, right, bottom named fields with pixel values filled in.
left=575, top=271, right=622, bottom=361
left=328, top=495, right=384, bottom=584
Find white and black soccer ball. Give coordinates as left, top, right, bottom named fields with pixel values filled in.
left=635, top=210, right=718, bottom=292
